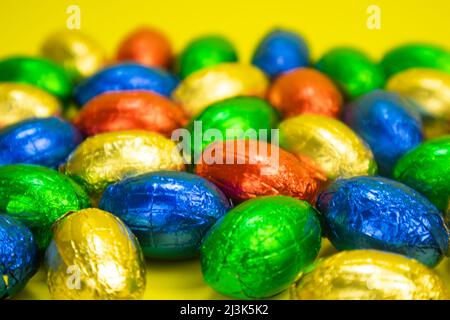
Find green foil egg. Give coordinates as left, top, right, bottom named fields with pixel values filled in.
left=0, top=164, right=90, bottom=250
left=394, top=136, right=450, bottom=224
left=201, top=195, right=322, bottom=299
left=316, top=47, right=385, bottom=99
left=186, top=96, right=280, bottom=160
left=176, top=35, right=238, bottom=79
left=381, top=44, right=450, bottom=78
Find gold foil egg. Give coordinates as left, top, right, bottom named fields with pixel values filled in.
left=386, top=68, right=450, bottom=138
left=42, top=30, right=106, bottom=83
left=63, top=130, right=185, bottom=199
left=279, top=114, right=377, bottom=179
left=290, top=250, right=450, bottom=300
left=45, top=208, right=146, bottom=300
left=0, top=83, right=61, bottom=128
left=172, top=62, right=269, bottom=116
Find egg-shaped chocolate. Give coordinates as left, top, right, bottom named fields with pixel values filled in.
left=45, top=208, right=146, bottom=299
left=344, top=90, right=423, bottom=176
left=0, top=164, right=90, bottom=250
left=73, top=91, right=187, bottom=137
left=201, top=195, right=322, bottom=299
left=279, top=114, right=377, bottom=179
left=0, top=117, right=82, bottom=168
left=172, top=63, right=268, bottom=117
left=291, top=250, right=450, bottom=300
left=99, top=171, right=231, bottom=259
left=268, top=68, right=342, bottom=118
left=195, top=139, right=326, bottom=204
left=317, top=176, right=448, bottom=267
left=252, top=28, right=309, bottom=78
left=0, top=215, right=38, bottom=299
left=74, top=63, right=179, bottom=105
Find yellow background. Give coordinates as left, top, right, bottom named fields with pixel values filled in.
left=1, top=0, right=449, bottom=300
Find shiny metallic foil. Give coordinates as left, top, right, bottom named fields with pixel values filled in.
left=0, top=56, right=72, bottom=102
left=195, top=139, right=326, bottom=204
left=290, top=250, right=450, bottom=300
left=42, top=30, right=106, bottom=83
left=316, top=47, right=385, bottom=99
left=201, top=195, right=322, bottom=299
left=0, top=215, right=38, bottom=299
left=386, top=68, right=450, bottom=138
left=268, top=68, right=343, bottom=119
left=99, top=171, right=231, bottom=259
left=0, top=117, right=82, bottom=168
left=63, top=130, right=185, bottom=199
left=344, top=90, right=423, bottom=176
left=279, top=114, right=377, bottom=179
left=172, top=63, right=268, bottom=117
left=317, top=176, right=449, bottom=267
left=394, top=135, right=450, bottom=224
left=0, top=164, right=90, bottom=250
left=73, top=91, right=187, bottom=137
left=45, top=208, right=146, bottom=300
left=0, top=83, right=61, bottom=128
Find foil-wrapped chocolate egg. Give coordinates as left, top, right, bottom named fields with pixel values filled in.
left=344, top=90, right=423, bottom=176
left=386, top=68, right=450, bottom=138
left=317, top=176, right=448, bottom=267
left=74, top=63, right=179, bottom=105
left=252, top=28, right=309, bottom=78
left=42, top=30, right=106, bottom=83
left=279, top=114, right=377, bottom=179
left=99, top=171, right=231, bottom=259
left=316, top=47, right=385, bottom=99
left=290, top=250, right=450, bottom=300
left=176, top=35, right=238, bottom=79
left=0, top=117, right=82, bottom=168
left=0, top=56, right=72, bottom=102
left=201, top=195, right=322, bottom=299
left=195, top=140, right=326, bottom=204
left=0, top=215, right=38, bottom=299
left=117, top=26, right=173, bottom=69
left=172, top=63, right=268, bottom=117
left=45, top=208, right=146, bottom=300
left=0, top=164, right=90, bottom=250
left=268, top=68, right=343, bottom=118
left=63, top=130, right=185, bottom=199
left=73, top=91, right=187, bottom=137
left=0, top=83, right=61, bottom=128
left=381, top=43, right=450, bottom=78
left=394, top=136, right=450, bottom=223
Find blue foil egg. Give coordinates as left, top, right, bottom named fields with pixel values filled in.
left=252, top=29, right=309, bottom=78
left=74, top=63, right=179, bottom=105
left=0, top=117, right=82, bottom=168
left=0, top=215, right=38, bottom=299
left=344, top=90, right=423, bottom=176
left=99, top=171, right=231, bottom=259
left=317, top=176, right=449, bottom=267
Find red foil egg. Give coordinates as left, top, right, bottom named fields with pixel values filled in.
left=268, top=68, right=343, bottom=118
left=73, top=91, right=187, bottom=137
left=117, top=27, right=173, bottom=68
left=195, top=139, right=326, bottom=204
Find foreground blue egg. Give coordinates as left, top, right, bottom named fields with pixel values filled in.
left=317, top=176, right=448, bottom=267
left=344, top=90, right=423, bottom=176
left=99, top=171, right=231, bottom=259
left=74, top=63, right=179, bottom=105
left=0, top=215, right=38, bottom=299
left=0, top=117, right=82, bottom=168
left=252, top=29, right=309, bottom=78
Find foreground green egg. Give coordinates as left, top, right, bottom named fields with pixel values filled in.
left=201, top=195, right=322, bottom=299
left=316, top=47, right=385, bottom=99
left=0, top=164, right=90, bottom=250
